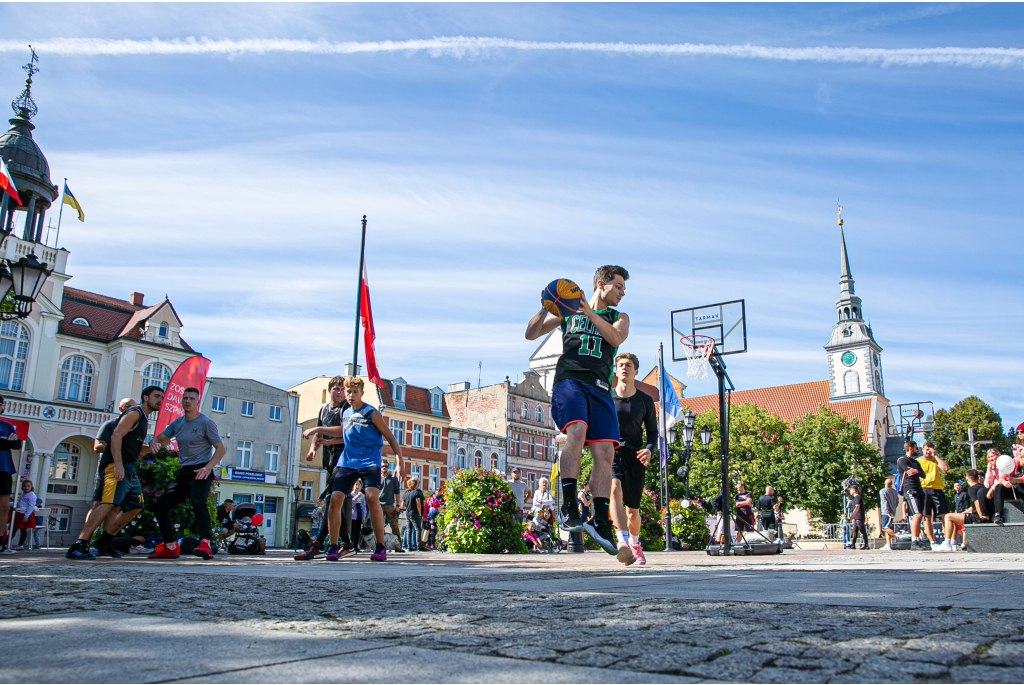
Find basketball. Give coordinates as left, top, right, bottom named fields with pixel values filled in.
left=541, top=279, right=582, bottom=317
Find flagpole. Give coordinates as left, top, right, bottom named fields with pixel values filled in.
left=53, top=178, right=65, bottom=248
left=351, top=215, right=367, bottom=374
left=658, top=343, right=671, bottom=552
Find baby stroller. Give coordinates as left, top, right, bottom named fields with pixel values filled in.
left=226, top=503, right=267, bottom=555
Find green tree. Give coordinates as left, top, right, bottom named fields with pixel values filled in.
left=929, top=396, right=1009, bottom=474
left=673, top=403, right=791, bottom=507
left=786, top=405, right=888, bottom=522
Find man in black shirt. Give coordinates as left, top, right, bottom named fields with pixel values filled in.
left=897, top=441, right=928, bottom=551
left=734, top=482, right=754, bottom=543
left=757, top=486, right=778, bottom=537
left=610, top=352, right=658, bottom=566
left=215, top=499, right=240, bottom=544
left=295, top=376, right=351, bottom=561
left=937, top=469, right=990, bottom=551
left=67, top=386, right=164, bottom=560
left=848, top=485, right=868, bottom=550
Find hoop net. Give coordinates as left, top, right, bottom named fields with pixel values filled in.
left=679, top=334, right=715, bottom=379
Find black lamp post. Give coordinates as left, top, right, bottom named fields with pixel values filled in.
left=0, top=253, right=51, bottom=321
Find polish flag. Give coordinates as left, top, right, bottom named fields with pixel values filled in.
left=0, top=159, right=21, bottom=206
left=360, top=261, right=383, bottom=389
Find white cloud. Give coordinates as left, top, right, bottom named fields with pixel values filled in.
left=2, top=36, right=1024, bottom=69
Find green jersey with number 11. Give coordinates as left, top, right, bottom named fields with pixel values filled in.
left=552, top=308, right=619, bottom=392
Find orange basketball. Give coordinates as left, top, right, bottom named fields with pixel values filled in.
left=541, top=279, right=582, bottom=317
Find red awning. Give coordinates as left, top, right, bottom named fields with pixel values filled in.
left=3, top=418, right=29, bottom=441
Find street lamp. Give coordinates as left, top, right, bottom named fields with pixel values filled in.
left=0, top=254, right=51, bottom=321
left=699, top=425, right=712, bottom=448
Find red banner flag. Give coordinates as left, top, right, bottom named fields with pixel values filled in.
left=154, top=355, right=211, bottom=437
left=360, top=261, right=382, bottom=388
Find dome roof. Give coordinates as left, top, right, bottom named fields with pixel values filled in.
left=0, top=116, right=51, bottom=182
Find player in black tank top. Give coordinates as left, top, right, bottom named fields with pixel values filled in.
left=553, top=308, right=620, bottom=392
left=525, top=265, right=631, bottom=561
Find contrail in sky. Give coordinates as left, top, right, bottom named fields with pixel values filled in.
left=0, top=37, right=1022, bottom=68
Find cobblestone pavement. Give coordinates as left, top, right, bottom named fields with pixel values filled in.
left=4, top=553, right=1024, bottom=683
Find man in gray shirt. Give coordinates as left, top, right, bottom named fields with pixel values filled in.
left=508, top=468, right=527, bottom=520
left=148, top=386, right=226, bottom=560
left=878, top=477, right=899, bottom=551
left=378, top=461, right=404, bottom=551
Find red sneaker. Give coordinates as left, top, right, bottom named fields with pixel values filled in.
left=147, top=542, right=180, bottom=560
left=294, top=541, right=322, bottom=561
left=193, top=540, right=214, bottom=560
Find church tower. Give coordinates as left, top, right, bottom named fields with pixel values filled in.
left=824, top=205, right=884, bottom=400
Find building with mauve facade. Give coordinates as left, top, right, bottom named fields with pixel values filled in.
left=445, top=370, right=556, bottom=494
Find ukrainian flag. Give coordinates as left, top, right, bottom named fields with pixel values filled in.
left=62, top=183, right=84, bottom=222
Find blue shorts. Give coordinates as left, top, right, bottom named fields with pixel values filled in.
left=881, top=514, right=894, bottom=530
left=551, top=379, right=620, bottom=446
left=331, top=466, right=383, bottom=494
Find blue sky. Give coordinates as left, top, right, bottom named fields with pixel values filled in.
left=1, top=3, right=1022, bottom=425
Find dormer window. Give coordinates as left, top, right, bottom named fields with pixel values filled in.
left=429, top=387, right=444, bottom=414
left=158, top=322, right=168, bottom=338
left=71, top=317, right=90, bottom=327
left=391, top=378, right=406, bottom=406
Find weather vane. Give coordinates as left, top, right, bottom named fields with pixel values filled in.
left=11, top=45, right=39, bottom=120
left=837, top=199, right=843, bottom=226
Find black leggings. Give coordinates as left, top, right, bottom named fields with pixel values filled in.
left=992, top=484, right=1024, bottom=519
left=154, top=466, right=214, bottom=542
left=350, top=516, right=363, bottom=550
left=850, top=519, right=868, bottom=547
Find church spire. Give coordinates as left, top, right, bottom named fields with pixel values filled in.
left=834, top=202, right=863, bottom=323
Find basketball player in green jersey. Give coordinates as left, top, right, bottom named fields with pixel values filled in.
left=526, top=265, right=630, bottom=560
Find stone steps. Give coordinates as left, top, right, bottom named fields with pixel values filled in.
left=964, top=522, right=1024, bottom=553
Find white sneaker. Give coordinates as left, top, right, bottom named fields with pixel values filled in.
left=1, top=548, right=16, bottom=555
left=879, top=543, right=892, bottom=551
left=934, top=541, right=953, bottom=552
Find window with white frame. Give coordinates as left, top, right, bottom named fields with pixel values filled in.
left=392, top=380, right=406, bottom=404
left=429, top=467, right=439, bottom=491
left=430, top=390, right=441, bottom=412
left=50, top=506, right=72, bottom=532
left=158, top=322, right=169, bottom=338
left=269, top=405, right=282, bottom=421
left=211, top=396, right=226, bottom=413
left=474, top=450, right=482, bottom=468
left=430, top=427, right=440, bottom=450
left=490, top=453, right=498, bottom=470
left=528, top=472, right=537, bottom=491
left=58, top=355, right=94, bottom=402
left=456, top=447, right=467, bottom=469
left=142, top=362, right=171, bottom=390
left=241, top=400, right=254, bottom=417
left=412, top=424, right=423, bottom=448
left=536, top=406, right=544, bottom=422
left=71, top=316, right=89, bottom=327
left=49, top=442, right=80, bottom=481
left=390, top=419, right=404, bottom=445
left=411, top=464, right=422, bottom=487
left=300, top=480, right=314, bottom=501
left=0, top=320, right=28, bottom=392
left=521, top=402, right=529, bottom=418
left=530, top=436, right=536, bottom=459
left=236, top=440, right=253, bottom=468
left=265, top=444, right=280, bottom=472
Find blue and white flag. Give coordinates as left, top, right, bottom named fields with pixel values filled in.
left=658, top=344, right=684, bottom=467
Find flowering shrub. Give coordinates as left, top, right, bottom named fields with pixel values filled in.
left=118, top=449, right=217, bottom=539
left=669, top=498, right=711, bottom=550
left=438, top=468, right=526, bottom=554
left=638, top=488, right=666, bottom=551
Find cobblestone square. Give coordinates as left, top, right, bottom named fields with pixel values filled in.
left=3, top=549, right=1024, bottom=682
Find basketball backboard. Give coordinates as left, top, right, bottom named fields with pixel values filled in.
left=671, top=299, right=747, bottom=361
left=886, top=401, right=935, bottom=438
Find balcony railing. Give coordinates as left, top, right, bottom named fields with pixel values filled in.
left=4, top=397, right=115, bottom=427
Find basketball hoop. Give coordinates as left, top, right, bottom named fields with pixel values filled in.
left=679, top=334, right=715, bottom=379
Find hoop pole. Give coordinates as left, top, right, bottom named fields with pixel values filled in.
left=711, top=353, right=731, bottom=555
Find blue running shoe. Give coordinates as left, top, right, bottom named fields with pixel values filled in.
left=65, top=541, right=96, bottom=560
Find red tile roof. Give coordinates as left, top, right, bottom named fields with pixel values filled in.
left=681, top=379, right=877, bottom=439
left=58, top=287, right=193, bottom=351
left=381, top=379, right=451, bottom=419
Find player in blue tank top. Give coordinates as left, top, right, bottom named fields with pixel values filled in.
left=303, top=377, right=404, bottom=562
